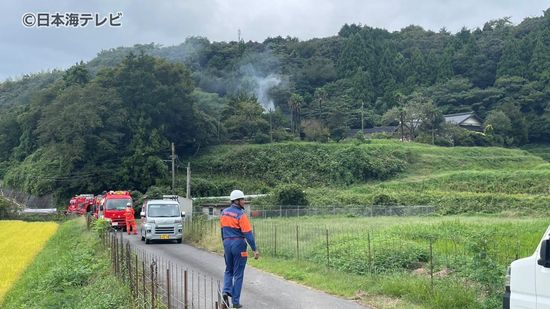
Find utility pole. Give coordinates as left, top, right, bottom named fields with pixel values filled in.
left=399, top=108, right=405, bottom=142
left=186, top=162, right=191, bottom=199
left=171, top=142, right=176, bottom=194
left=361, top=101, right=365, bottom=133
left=269, top=109, right=273, bottom=143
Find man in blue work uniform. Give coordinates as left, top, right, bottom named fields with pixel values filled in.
left=220, top=190, right=259, bottom=308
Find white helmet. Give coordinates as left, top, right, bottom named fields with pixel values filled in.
left=230, top=190, right=245, bottom=201
left=126, top=202, right=132, bottom=207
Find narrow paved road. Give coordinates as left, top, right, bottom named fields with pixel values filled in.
left=124, top=234, right=369, bottom=309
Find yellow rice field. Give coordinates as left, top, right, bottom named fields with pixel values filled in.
left=0, top=220, right=58, bottom=304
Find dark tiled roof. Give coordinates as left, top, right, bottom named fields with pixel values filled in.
left=444, top=112, right=480, bottom=125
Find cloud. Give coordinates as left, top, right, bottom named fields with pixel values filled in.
left=0, top=0, right=548, bottom=80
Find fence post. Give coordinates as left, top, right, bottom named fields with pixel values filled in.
left=367, top=231, right=372, bottom=274
left=429, top=238, right=434, bottom=292
left=114, top=234, right=119, bottom=276
left=151, top=261, right=156, bottom=309
left=296, top=225, right=300, bottom=260
left=184, top=270, right=188, bottom=309
left=274, top=225, right=277, bottom=257
left=326, top=228, right=330, bottom=268
left=515, top=240, right=521, bottom=260
left=167, top=268, right=171, bottom=309
left=126, top=242, right=131, bottom=293
left=119, top=233, right=124, bottom=280
left=142, top=261, right=146, bottom=306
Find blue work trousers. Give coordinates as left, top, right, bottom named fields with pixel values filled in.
left=223, top=238, right=248, bottom=305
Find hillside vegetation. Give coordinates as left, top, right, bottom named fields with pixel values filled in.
left=190, top=140, right=550, bottom=213
left=0, top=10, right=549, bottom=203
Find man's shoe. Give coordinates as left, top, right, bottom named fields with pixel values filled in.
left=222, top=293, right=230, bottom=309
left=232, top=304, right=243, bottom=308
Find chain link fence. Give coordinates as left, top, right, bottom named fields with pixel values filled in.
left=247, top=205, right=436, bottom=218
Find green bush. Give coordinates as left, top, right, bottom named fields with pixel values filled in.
left=193, top=143, right=409, bottom=187
left=92, top=218, right=111, bottom=236
left=254, top=133, right=271, bottom=144
left=191, top=177, right=240, bottom=197
left=312, top=234, right=429, bottom=274
left=274, top=184, right=308, bottom=206
left=372, top=193, right=398, bottom=206
left=0, top=197, right=19, bottom=219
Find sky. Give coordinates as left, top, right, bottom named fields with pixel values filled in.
left=0, top=0, right=548, bottom=81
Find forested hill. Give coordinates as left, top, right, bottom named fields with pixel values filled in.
left=0, top=9, right=549, bottom=201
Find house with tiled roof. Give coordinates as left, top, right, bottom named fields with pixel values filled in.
left=444, top=112, right=483, bottom=131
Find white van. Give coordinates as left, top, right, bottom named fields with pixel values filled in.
left=504, top=225, right=550, bottom=308
left=140, top=199, right=185, bottom=244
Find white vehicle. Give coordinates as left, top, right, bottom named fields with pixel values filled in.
left=140, top=199, right=185, bottom=244
left=504, top=225, right=550, bottom=308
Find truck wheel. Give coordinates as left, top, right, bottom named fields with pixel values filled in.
left=145, top=238, right=150, bottom=244
left=141, top=234, right=145, bottom=241
left=177, top=239, right=182, bottom=244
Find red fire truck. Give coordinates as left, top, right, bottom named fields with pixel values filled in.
left=97, top=191, right=133, bottom=229
left=67, top=197, right=78, bottom=214
left=67, top=194, right=94, bottom=215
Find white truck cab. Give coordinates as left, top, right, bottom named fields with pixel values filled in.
left=140, top=199, right=185, bottom=244
left=504, top=225, right=550, bottom=308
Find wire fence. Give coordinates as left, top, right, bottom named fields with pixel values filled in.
left=92, top=216, right=230, bottom=309
left=185, top=209, right=539, bottom=291
left=247, top=205, right=436, bottom=218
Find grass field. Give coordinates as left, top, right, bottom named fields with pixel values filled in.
left=1, top=218, right=131, bottom=309
left=187, top=215, right=550, bottom=308
left=0, top=221, right=58, bottom=304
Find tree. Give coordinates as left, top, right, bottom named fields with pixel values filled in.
left=382, top=93, right=442, bottom=141
left=528, top=28, right=550, bottom=80
left=223, top=95, right=269, bottom=140
left=288, top=93, right=304, bottom=135
left=301, top=119, right=329, bottom=142
left=484, top=110, right=512, bottom=145
left=497, top=39, right=524, bottom=78
left=63, top=61, right=90, bottom=86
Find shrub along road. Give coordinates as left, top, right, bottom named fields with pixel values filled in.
left=125, top=234, right=369, bottom=309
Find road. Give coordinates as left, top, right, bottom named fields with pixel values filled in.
left=124, top=233, right=369, bottom=309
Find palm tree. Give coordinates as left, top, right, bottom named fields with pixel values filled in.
left=288, top=94, right=304, bottom=134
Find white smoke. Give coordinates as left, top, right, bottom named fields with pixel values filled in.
left=238, top=57, right=283, bottom=112
left=254, top=74, right=281, bottom=112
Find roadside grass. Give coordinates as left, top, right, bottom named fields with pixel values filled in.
left=188, top=215, right=549, bottom=309
left=2, top=218, right=132, bottom=309
left=249, top=256, right=425, bottom=309
left=0, top=220, right=58, bottom=304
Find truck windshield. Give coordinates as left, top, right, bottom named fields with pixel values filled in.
left=105, top=199, right=131, bottom=210
left=148, top=204, right=180, bottom=217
